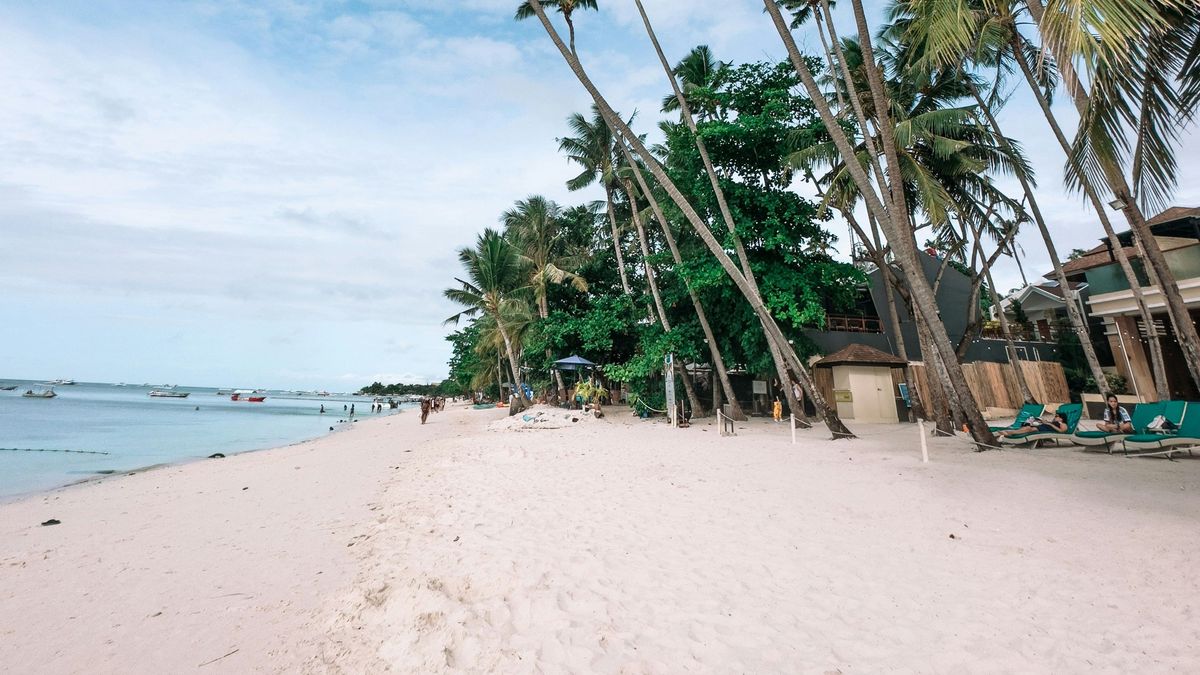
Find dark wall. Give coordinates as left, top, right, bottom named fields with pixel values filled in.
left=805, top=252, right=1058, bottom=364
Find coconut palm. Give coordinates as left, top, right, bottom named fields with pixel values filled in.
left=514, top=0, right=597, bottom=55
left=763, top=0, right=999, bottom=444
left=559, top=105, right=634, bottom=296
left=890, top=0, right=1178, bottom=398
left=502, top=195, right=588, bottom=398
left=660, top=45, right=727, bottom=120
left=444, top=229, right=532, bottom=410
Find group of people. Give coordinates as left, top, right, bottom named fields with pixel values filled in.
left=419, top=396, right=445, bottom=424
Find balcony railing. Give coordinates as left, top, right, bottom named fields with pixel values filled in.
left=825, top=314, right=884, bottom=334
left=981, top=324, right=1060, bottom=342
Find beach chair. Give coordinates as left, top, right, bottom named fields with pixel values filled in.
left=988, top=403, right=1045, bottom=433
left=997, top=403, right=1084, bottom=447
left=1072, top=401, right=1164, bottom=453
left=1123, top=401, right=1199, bottom=459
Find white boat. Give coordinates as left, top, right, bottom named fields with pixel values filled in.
left=45, top=379, right=76, bottom=385
left=149, top=389, right=190, bottom=398
left=23, top=387, right=57, bottom=398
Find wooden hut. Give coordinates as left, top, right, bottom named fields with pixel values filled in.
left=812, top=344, right=907, bottom=423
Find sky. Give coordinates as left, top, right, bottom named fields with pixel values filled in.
left=2, top=0, right=1198, bottom=390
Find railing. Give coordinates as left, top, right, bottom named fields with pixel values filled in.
left=980, top=324, right=1060, bottom=342
left=825, top=314, right=884, bottom=334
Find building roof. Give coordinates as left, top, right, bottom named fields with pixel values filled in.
left=813, top=343, right=907, bottom=368
left=1048, top=206, right=1200, bottom=279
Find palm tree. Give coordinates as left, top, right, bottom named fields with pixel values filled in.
left=444, top=229, right=532, bottom=411
left=660, top=45, right=727, bottom=120
left=522, top=0, right=856, bottom=438
left=891, top=0, right=1177, bottom=398
left=514, top=0, right=597, bottom=55
left=502, top=196, right=587, bottom=400
left=559, top=105, right=634, bottom=296
left=763, top=0, right=999, bottom=444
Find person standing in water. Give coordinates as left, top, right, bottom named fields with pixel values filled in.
left=349, top=403, right=355, bottom=417
left=320, top=404, right=325, bottom=414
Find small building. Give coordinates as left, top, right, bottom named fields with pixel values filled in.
left=812, top=344, right=907, bottom=423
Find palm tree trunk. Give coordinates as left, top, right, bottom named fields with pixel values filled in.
left=526, top=0, right=855, bottom=438
left=496, top=322, right=528, bottom=412
left=1019, top=4, right=1197, bottom=394
left=625, top=178, right=706, bottom=416
left=604, top=187, right=633, bottom=296
left=621, top=142, right=744, bottom=419
left=1014, top=37, right=1171, bottom=399
left=766, top=0, right=994, bottom=443
left=969, top=84, right=1110, bottom=395
left=632, top=0, right=809, bottom=412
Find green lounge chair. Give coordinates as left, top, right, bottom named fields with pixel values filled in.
left=989, top=403, right=1045, bottom=433
left=1072, top=401, right=1164, bottom=453
left=1123, top=401, right=1198, bottom=458
left=997, top=403, right=1084, bottom=447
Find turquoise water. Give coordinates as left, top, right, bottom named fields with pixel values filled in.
left=0, top=380, right=409, bottom=500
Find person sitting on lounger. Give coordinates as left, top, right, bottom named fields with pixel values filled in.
left=996, top=411, right=1069, bottom=437
left=1097, top=394, right=1133, bottom=433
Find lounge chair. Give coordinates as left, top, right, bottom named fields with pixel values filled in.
left=997, top=403, right=1084, bottom=447
left=1123, top=401, right=1199, bottom=459
left=988, top=403, right=1045, bottom=433
left=1072, top=401, right=1164, bottom=453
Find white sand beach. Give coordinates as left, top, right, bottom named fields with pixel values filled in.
left=2, top=404, right=1199, bottom=673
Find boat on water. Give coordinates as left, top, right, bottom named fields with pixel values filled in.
left=149, top=389, right=190, bottom=398
left=23, top=387, right=57, bottom=398
left=45, top=379, right=76, bottom=385
left=0, top=385, right=17, bottom=391
left=230, top=389, right=266, bottom=402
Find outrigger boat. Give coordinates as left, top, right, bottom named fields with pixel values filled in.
left=23, top=387, right=57, bottom=398
left=149, top=389, right=190, bottom=398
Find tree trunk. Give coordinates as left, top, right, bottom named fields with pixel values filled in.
left=624, top=148, right=743, bottom=419
left=879, top=261, right=925, bottom=421
left=604, top=187, right=633, bottom=296
left=1013, top=35, right=1171, bottom=399
left=766, top=0, right=994, bottom=444
left=1021, top=2, right=1196, bottom=395
left=526, top=0, right=854, bottom=438
left=984, top=266, right=1037, bottom=403
left=968, top=86, right=1110, bottom=396
left=497, top=321, right=529, bottom=413
left=767, top=336, right=807, bottom=426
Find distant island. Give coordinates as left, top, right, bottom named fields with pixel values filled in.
left=356, top=381, right=461, bottom=397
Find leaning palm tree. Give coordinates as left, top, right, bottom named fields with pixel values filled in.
left=559, top=105, right=633, bottom=295
left=660, top=45, right=727, bottom=120
left=514, top=0, right=597, bottom=55
left=444, top=229, right=532, bottom=411
left=502, top=195, right=587, bottom=399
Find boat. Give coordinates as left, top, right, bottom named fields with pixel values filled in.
left=230, top=390, right=266, bottom=402
left=0, top=385, right=17, bottom=391
left=23, top=387, right=57, bottom=398
left=149, top=389, right=190, bottom=398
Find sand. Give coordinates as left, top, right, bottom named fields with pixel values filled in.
left=1, top=405, right=1198, bottom=673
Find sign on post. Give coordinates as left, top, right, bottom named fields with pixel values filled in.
left=664, top=353, right=677, bottom=427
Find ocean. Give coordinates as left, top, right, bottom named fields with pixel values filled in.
left=0, top=380, right=411, bottom=500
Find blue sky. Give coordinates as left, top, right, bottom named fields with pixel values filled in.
left=2, top=0, right=1197, bottom=390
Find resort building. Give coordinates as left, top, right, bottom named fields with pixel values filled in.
left=1053, top=206, right=1200, bottom=400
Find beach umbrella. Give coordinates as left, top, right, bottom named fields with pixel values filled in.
left=553, top=355, right=596, bottom=371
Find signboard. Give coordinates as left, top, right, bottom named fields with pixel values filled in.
left=664, top=353, right=677, bottom=427
left=834, top=389, right=853, bottom=403
left=752, top=380, right=767, bottom=395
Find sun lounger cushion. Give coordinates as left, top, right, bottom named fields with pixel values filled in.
left=1073, top=401, right=1165, bottom=447
left=989, top=403, right=1046, bottom=433
left=998, top=403, right=1083, bottom=446
left=1124, top=401, right=1200, bottom=452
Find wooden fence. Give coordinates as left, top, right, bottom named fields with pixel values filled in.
left=908, top=360, right=1071, bottom=412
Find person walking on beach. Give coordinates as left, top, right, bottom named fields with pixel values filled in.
left=772, top=397, right=783, bottom=422
left=420, top=397, right=431, bottom=424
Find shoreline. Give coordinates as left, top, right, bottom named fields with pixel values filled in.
left=0, top=405, right=409, bottom=505
left=2, top=404, right=1198, bottom=672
